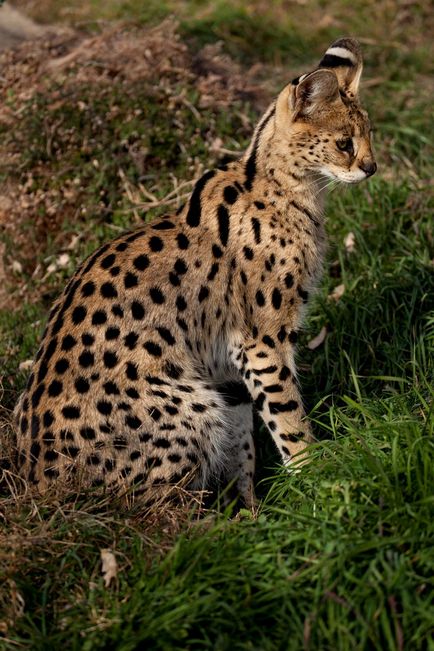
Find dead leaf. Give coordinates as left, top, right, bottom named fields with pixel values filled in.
left=210, top=137, right=223, bottom=152
left=56, top=253, right=70, bottom=268
left=328, top=283, right=345, bottom=302
left=307, top=326, right=327, bottom=350
left=344, top=232, right=356, bottom=253
left=101, top=549, right=118, bottom=587
left=19, top=359, right=33, bottom=372
left=67, top=234, right=80, bottom=250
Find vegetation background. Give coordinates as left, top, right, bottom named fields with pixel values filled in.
left=0, top=0, right=433, bottom=648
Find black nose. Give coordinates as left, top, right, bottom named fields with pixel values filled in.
left=359, top=161, right=377, bottom=177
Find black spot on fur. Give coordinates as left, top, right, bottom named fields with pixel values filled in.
left=30, top=414, right=40, bottom=438
left=207, top=263, right=219, bottom=281
left=101, top=253, right=116, bottom=269
left=55, top=358, right=69, bottom=374
left=174, top=259, right=188, bottom=275
left=124, top=272, right=138, bottom=288
left=176, top=295, right=187, bottom=312
left=279, top=366, right=291, bottom=381
left=62, top=405, right=81, bottom=419
left=177, top=233, right=190, bottom=250
left=157, top=327, right=176, bottom=345
left=144, top=341, right=162, bottom=357
left=126, top=415, right=142, bottom=429
left=100, top=282, right=118, bottom=299
left=61, top=335, right=76, bottom=351
left=212, top=244, right=223, bottom=258
left=131, top=301, right=145, bottom=320
left=243, top=246, right=254, bottom=260
left=105, top=327, right=120, bottom=341
left=124, top=332, right=139, bottom=349
left=269, top=400, right=298, bottom=414
left=150, top=408, right=162, bottom=421
left=164, top=362, right=183, bottom=380
left=134, top=254, right=150, bottom=271
left=43, top=410, right=54, bottom=428
left=251, top=217, right=261, bottom=244
left=272, top=288, right=282, bottom=310
left=112, top=305, right=124, bottom=317
left=284, top=272, right=294, bottom=289
left=192, top=403, right=207, bottom=413
left=198, top=286, right=209, bottom=302
left=169, top=272, right=181, bottom=287
left=97, top=400, right=112, bottom=416
left=126, top=362, right=139, bottom=380
left=154, top=438, right=171, bottom=449
left=149, top=236, right=164, bottom=252
left=81, top=281, right=95, bottom=297
left=264, top=384, right=283, bottom=393
left=79, top=350, right=94, bottom=368
left=277, top=326, right=286, bottom=343
left=217, top=204, right=230, bottom=246
left=256, top=290, right=265, bottom=307
left=81, top=333, right=94, bottom=346
left=186, top=170, right=216, bottom=227
left=150, top=287, right=165, bottom=304
left=223, top=185, right=238, bottom=204
left=92, top=310, right=107, bottom=325
left=244, top=107, right=275, bottom=191
left=103, top=381, right=120, bottom=395
left=152, top=220, right=175, bottom=230
left=75, top=377, right=90, bottom=394
left=252, top=365, right=277, bottom=376
left=72, top=305, right=87, bottom=325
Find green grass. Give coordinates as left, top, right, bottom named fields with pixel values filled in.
left=1, top=0, right=434, bottom=648
left=3, top=383, right=433, bottom=649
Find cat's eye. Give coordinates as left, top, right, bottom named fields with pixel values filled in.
left=336, top=138, right=354, bottom=154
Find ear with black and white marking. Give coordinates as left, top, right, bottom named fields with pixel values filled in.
left=319, top=37, right=363, bottom=98
left=290, top=69, right=340, bottom=119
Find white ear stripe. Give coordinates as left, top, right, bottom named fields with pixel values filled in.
left=324, top=46, right=357, bottom=65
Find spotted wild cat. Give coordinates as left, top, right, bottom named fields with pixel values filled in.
left=15, top=38, right=376, bottom=506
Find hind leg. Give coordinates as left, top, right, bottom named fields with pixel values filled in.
left=223, top=401, right=257, bottom=510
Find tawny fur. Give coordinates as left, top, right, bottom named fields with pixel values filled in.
left=14, top=38, right=376, bottom=506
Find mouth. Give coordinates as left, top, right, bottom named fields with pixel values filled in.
left=320, top=168, right=367, bottom=185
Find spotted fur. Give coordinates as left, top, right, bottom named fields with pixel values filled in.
left=14, top=38, right=376, bottom=506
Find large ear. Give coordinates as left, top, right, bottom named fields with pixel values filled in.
left=318, top=37, right=363, bottom=98
left=289, top=69, right=340, bottom=119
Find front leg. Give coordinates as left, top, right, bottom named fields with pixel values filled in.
left=231, top=326, right=313, bottom=467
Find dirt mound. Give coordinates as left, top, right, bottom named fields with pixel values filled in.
left=0, top=18, right=265, bottom=310
left=0, top=3, right=53, bottom=50
left=0, top=17, right=263, bottom=117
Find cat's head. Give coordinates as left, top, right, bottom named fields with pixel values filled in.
left=276, top=37, right=376, bottom=183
